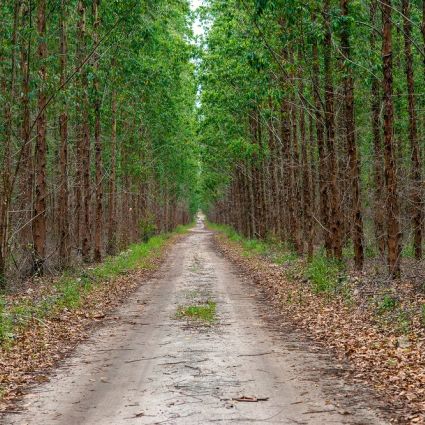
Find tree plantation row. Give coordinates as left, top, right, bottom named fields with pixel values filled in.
left=200, top=0, right=425, bottom=278
left=2, top=0, right=425, bottom=288
left=0, top=0, right=198, bottom=286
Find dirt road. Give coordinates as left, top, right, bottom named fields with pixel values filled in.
left=3, top=223, right=387, bottom=425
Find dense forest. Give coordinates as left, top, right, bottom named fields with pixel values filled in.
left=0, top=0, right=198, bottom=285
left=200, top=0, right=425, bottom=280
left=2, top=0, right=425, bottom=284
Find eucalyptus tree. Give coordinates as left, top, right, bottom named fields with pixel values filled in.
left=0, top=0, right=198, bottom=285
left=200, top=0, right=425, bottom=278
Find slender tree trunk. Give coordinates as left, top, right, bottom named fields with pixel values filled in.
left=107, top=89, right=117, bottom=255
left=77, top=0, right=91, bottom=262
left=75, top=1, right=84, bottom=256
left=298, top=57, right=313, bottom=258
left=382, top=0, right=401, bottom=278
left=58, top=0, right=70, bottom=267
left=370, top=1, right=386, bottom=256
left=0, top=1, right=19, bottom=286
left=311, top=14, right=330, bottom=254
left=402, top=0, right=422, bottom=259
left=93, top=0, right=103, bottom=262
left=19, top=2, right=33, bottom=249
left=280, top=90, right=292, bottom=243
left=323, top=0, right=343, bottom=260
left=290, top=88, right=302, bottom=253
left=340, top=0, right=364, bottom=269
left=32, top=0, right=48, bottom=274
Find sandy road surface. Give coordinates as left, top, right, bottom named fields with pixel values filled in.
left=2, top=223, right=387, bottom=425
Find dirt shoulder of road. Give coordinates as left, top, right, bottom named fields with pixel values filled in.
left=0, top=231, right=188, bottom=412
left=213, top=231, right=425, bottom=424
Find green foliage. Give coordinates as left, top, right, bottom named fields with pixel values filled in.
left=210, top=222, right=298, bottom=263
left=274, top=251, right=299, bottom=265
left=305, top=252, right=345, bottom=293
left=0, top=298, right=13, bottom=342
left=377, top=294, right=399, bottom=314
left=177, top=301, right=217, bottom=323
left=138, top=214, right=158, bottom=242
left=207, top=223, right=243, bottom=242
left=0, top=228, right=188, bottom=345
left=241, top=239, right=268, bottom=257
left=401, top=243, right=415, bottom=259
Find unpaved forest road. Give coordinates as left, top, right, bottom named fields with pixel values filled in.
left=3, top=223, right=387, bottom=425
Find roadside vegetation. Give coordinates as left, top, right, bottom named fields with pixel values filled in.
left=0, top=225, right=191, bottom=408
left=211, top=224, right=425, bottom=422
left=0, top=225, right=190, bottom=347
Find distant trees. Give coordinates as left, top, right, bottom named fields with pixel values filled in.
left=200, top=0, right=425, bottom=278
left=0, top=0, right=198, bottom=286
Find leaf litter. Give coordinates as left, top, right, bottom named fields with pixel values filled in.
left=214, top=233, right=425, bottom=424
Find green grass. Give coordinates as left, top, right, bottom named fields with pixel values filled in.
left=207, top=223, right=243, bottom=242
left=177, top=301, right=217, bottom=323
left=210, top=222, right=350, bottom=295
left=402, top=243, right=415, bottom=259
left=0, top=226, right=191, bottom=345
left=305, top=251, right=345, bottom=293
left=241, top=239, right=268, bottom=256
left=377, top=294, right=399, bottom=313
left=207, top=222, right=298, bottom=262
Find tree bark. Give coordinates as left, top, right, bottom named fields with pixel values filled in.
left=76, top=0, right=91, bottom=262
left=311, top=11, right=330, bottom=254
left=402, top=0, right=422, bottom=259
left=93, top=0, right=103, bottom=262
left=323, top=0, right=343, bottom=260
left=370, top=1, right=386, bottom=257
left=0, top=1, right=19, bottom=286
left=107, top=89, right=117, bottom=255
left=32, top=0, right=48, bottom=275
left=19, top=2, right=33, bottom=250
left=58, top=0, right=70, bottom=267
left=382, top=0, right=401, bottom=278
left=340, top=0, right=364, bottom=269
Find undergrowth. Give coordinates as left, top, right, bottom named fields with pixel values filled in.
left=207, top=223, right=299, bottom=264
left=305, top=251, right=346, bottom=294
left=209, top=223, right=348, bottom=295
left=0, top=225, right=191, bottom=346
left=177, top=300, right=216, bottom=323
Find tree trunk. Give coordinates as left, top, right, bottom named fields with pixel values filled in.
left=0, top=1, right=19, bottom=286
left=382, top=0, right=401, bottom=278
left=58, top=0, right=70, bottom=267
left=340, top=0, right=364, bottom=269
left=311, top=13, right=330, bottom=254
left=107, top=89, right=117, bottom=255
left=323, top=0, right=343, bottom=260
left=76, top=0, right=91, bottom=262
left=298, top=56, right=313, bottom=259
left=402, top=0, right=422, bottom=259
left=32, top=0, right=48, bottom=275
left=19, top=2, right=33, bottom=250
left=93, top=0, right=103, bottom=262
left=370, top=1, right=386, bottom=257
